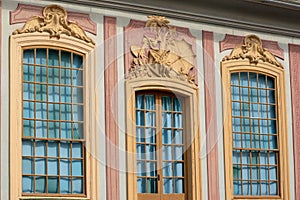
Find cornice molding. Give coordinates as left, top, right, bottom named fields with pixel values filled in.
left=51, top=0, right=300, bottom=37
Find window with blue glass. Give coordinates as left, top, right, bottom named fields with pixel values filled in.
left=135, top=92, right=185, bottom=199
left=22, top=48, right=85, bottom=195
left=231, top=72, right=279, bottom=196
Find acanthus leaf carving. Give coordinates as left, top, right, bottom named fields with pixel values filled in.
left=129, top=16, right=196, bottom=84
left=223, top=35, right=283, bottom=68
left=13, top=5, right=95, bottom=45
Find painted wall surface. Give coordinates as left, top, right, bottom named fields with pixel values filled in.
left=0, top=0, right=299, bottom=199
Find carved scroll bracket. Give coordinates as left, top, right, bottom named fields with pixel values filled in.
left=222, top=35, right=283, bottom=68
left=12, top=5, right=95, bottom=45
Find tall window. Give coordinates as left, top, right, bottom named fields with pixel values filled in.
left=230, top=72, right=278, bottom=196
left=135, top=92, right=185, bottom=199
left=22, top=48, right=85, bottom=195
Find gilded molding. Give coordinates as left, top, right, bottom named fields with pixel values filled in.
left=129, top=16, right=196, bottom=84
left=12, top=5, right=95, bottom=45
left=223, top=35, right=283, bottom=68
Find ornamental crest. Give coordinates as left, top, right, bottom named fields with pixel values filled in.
left=223, top=35, right=283, bottom=68
left=13, top=5, right=94, bottom=45
left=128, top=16, right=196, bottom=84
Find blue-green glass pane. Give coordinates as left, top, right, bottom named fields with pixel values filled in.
left=72, top=178, right=83, bottom=194
left=270, top=136, right=278, bottom=149
left=270, top=166, right=277, bottom=181
left=252, top=119, right=259, bottom=133
left=174, top=130, right=183, bottom=144
left=36, top=121, right=47, bottom=138
left=145, top=111, right=155, bottom=126
left=251, top=134, right=260, bottom=148
left=60, top=142, right=70, bottom=158
left=72, top=70, right=83, bottom=86
left=258, top=74, right=266, bottom=88
left=233, top=134, right=241, bottom=148
left=23, top=101, right=34, bottom=119
left=242, top=151, right=250, bottom=164
left=137, top=178, right=146, bottom=193
left=269, top=105, right=276, bottom=118
left=232, top=151, right=241, bottom=164
left=61, top=122, right=72, bottom=139
left=48, top=122, right=60, bottom=138
left=61, top=69, right=71, bottom=85
left=162, top=96, right=172, bottom=111
left=241, top=118, right=250, bottom=133
left=267, top=77, right=275, bottom=89
left=72, top=143, right=82, bottom=158
left=136, top=128, right=145, bottom=142
left=261, top=135, right=268, bottom=149
left=145, top=145, right=156, bottom=160
left=60, top=159, right=70, bottom=176
left=163, top=178, right=173, bottom=194
left=48, top=86, right=60, bottom=102
left=242, top=181, right=250, bottom=195
left=234, top=181, right=242, bottom=195
left=231, top=73, right=239, bottom=85
left=174, top=113, right=182, bottom=128
left=72, top=54, right=83, bottom=69
left=268, top=90, right=275, bottom=103
left=61, top=86, right=72, bottom=103
left=61, top=104, right=72, bottom=121
left=233, top=165, right=241, bottom=179
left=173, top=98, right=182, bottom=111
left=61, top=51, right=71, bottom=68
left=73, top=105, right=83, bottom=122
left=240, top=72, right=248, bottom=86
left=241, top=87, right=248, bottom=102
left=261, top=166, right=268, bottom=180
left=258, top=89, right=267, bottom=103
left=145, top=95, right=155, bottom=110
left=23, top=83, right=34, bottom=100
left=48, top=67, right=60, bottom=83
left=136, top=111, right=144, bottom=126
left=48, top=49, right=59, bottom=66
left=232, top=118, right=241, bottom=132
left=260, top=120, right=268, bottom=133
left=36, top=176, right=46, bottom=193
left=22, top=140, right=33, bottom=156
left=36, top=48, right=46, bottom=65
left=163, top=162, right=173, bottom=177
left=36, top=103, right=47, bottom=119
left=136, top=144, right=145, bottom=160
left=48, top=141, right=58, bottom=157
left=232, top=102, right=240, bottom=116
left=270, top=120, right=277, bottom=134
left=22, top=176, right=34, bottom=193
left=162, top=146, right=172, bottom=160
left=261, top=182, right=269, bottom=195
left=260, top=152, right=268, bottom=165
left=147, top=178, right=158, bottom=193
left=36, top=66, right=47, bottom=83
left=174, top=162, right=184, bottom=177
left=36, top=84, right=47, bottom=101
left=35, top=158, right=46, bottom=175
left=252, top=181, right=260, bottom=196
left=249, top=72, right=257, bottom=87
left=23, top=120, right=34, bottom=137
left=270, top=182, right=278, bottom=195
left=72, top=160, right=83, bottom=176
left=137, top=161, right=145, bottom=176
left=269, top=152, right=277, bottom=165
left=72, top=87, right=83, bottom=103
left=231, top=86, right=240, bottom=101
left=136, top=95, right=144, bottom=109
left=48, top=159, right=58, bottom=175
left=60, top=178, right=71, bottom=194
left=252, top=166, right=259, bottom=180
left=48, top=104, right=60, bottom=120
left=23, top=65, right=34, bottom=82
left=23, top=49, right=34, bottom=64
left=22, top=158, right=33, bottom=174
left=251, top=103, right=259, bottom=118
left=73, top=123, right=83, bottom=139
left=250, top=88, right=258, bottom=102
left=146, top=161, right=157, bottom=176
left=241, top=103, right=250, bottom=117
left=145, top=128, right=155, bottom=144
left=48, top=177, right=58, bottom=193
left=162, top=112, right=172, bottom=128
left=35, top=140, right=46, bottom=156
left=174, top=146, right=183, bottom=160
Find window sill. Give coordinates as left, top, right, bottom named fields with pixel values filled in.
left=19, top=197, right=89, bottom=200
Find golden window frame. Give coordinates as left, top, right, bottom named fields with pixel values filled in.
left=10, top=33, right=98, bottom=200
left=221, top=59, right=290, bottom=200
left=126, top=77, right=201, bottom=200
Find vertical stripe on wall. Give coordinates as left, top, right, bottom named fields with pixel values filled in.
left=289, top=44, right=300, bottom=200
left=104, top=16, right=119, bottom=200
left=202, top=31, right=220, bottom=200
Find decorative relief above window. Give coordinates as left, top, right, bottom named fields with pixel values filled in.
left=222, top=35, right=283, bottom=68
left=13, top=5, right=95, bottom=45
left=128, top=16, right=196, bottom=84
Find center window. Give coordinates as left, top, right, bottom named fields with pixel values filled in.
left=135, top=92, right=185, bottom=199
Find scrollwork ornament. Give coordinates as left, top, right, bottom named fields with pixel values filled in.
left=13, top=5, right=95, bottom=45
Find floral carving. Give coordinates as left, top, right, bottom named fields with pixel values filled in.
left=13, top=5, right=95, bottom=45
left=223, top=35, right=282, bottom=68
left=129, top=16, right=196, bottom=84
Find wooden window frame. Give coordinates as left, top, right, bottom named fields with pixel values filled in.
left=221, top=60, right=290, bottom=200
left=10, top=33, right=98, bottom=200
left=126, top=78, right=201, bottom=200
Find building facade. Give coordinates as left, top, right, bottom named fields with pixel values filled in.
left=1, top=0, right=300, bottom=199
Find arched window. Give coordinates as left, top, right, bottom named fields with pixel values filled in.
left=10, top=5, right=98, bottom=199
left=222, top=35, right=289, bottom=200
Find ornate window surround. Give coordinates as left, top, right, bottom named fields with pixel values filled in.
left=10, top=5, right=98, bottom=200
left=221, top=35, right=290, bottom=200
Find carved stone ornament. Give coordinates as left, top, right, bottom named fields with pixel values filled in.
left=128, top=16, right=196, bottom=84
left=222, top=35, right=283, bottom=68
left=13, top=5, right=95, bottom=45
